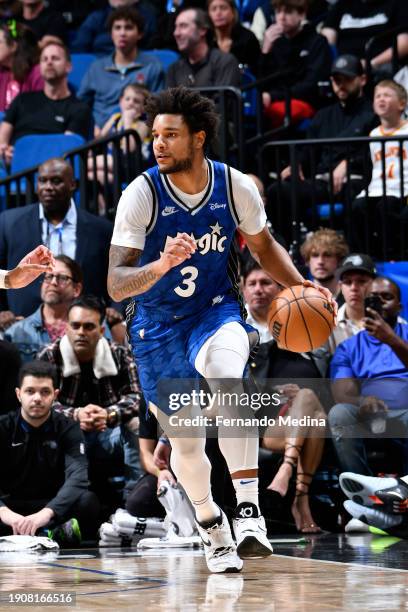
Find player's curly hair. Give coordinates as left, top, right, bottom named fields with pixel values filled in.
left=144, top=86, right=220, bottom=148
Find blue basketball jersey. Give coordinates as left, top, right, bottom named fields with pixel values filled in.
left=135, top=159, right=241, bottom=317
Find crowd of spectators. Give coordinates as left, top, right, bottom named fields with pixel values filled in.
left=0, top=0, right=407, bottom=545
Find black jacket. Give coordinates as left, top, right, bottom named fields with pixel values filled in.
left=0, top=409, right=88, bottom=520
left=217, top=23, right=261, bottom=76
left=166, top=47, right=241, bottom=89
left=303, top=96, right=378, bottom=175
left=259, top=22, right=332, bottom=107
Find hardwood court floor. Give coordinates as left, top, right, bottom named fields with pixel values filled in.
left=0, top=534, right=408, bottom=611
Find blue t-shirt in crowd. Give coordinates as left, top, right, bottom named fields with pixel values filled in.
left=330, top=323, right=408, bottom=410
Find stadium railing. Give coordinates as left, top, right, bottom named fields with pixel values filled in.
left=0, top=129, right=143, bottom=217
left=0, top=87, right=247, bottom=215
left=260, top=134, right=408, bottom=264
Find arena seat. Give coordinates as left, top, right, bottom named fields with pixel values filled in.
left=11, top=133, right=86, bottom=175
left=1, top=133, right=86, bottom=207
left=69, top=53, right=97, bottom=92
left=149, top=49, right=179, bottom=70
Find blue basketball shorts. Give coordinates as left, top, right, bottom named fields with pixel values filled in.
left=128, top=295, right=253, bottom=415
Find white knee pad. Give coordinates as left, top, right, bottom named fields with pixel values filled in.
left=195, top=321, right=249, bottom=379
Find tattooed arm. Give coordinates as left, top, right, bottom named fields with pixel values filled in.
left=108, top=246, right=160, bottom=302
left=108, top=233, right=197, bottom=302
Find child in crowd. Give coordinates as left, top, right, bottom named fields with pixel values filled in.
left=88, top=83, right=151, bottom=207
left=352, top=80, right=408, bottom=255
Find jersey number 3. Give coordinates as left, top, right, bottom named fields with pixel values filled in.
left=174, top=265, right=198, bottom=298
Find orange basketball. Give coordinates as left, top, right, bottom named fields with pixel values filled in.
left=267, top=285, right=335, bottom=352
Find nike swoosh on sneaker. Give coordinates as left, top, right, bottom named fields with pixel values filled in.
left=201, top=537, right=211, bottom=547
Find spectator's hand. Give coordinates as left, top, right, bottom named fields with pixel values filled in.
left=332, top=160, right=347, bottom=194
left=280, top=165, right=304, bottom=181
left=262, top=92, right=272, bottom=109
left=38, top=35, right=64, bottom=49
left=14, top=508, right=54, bottom=536
left=5, top=145, right=13, bottom=164
left=157, top=469, right=176, bottom=488
left=84, top=404, right=108, bottom=431
left=153, top=440, right=171, bottom=470
left=122, top=108, right=139, bottom=128
left=0, top=310, right=21, bottom=331
left=0, top=507, right=25, bottom=534
left=363, top=309, right=395, bottom=343
left=358, top=395, right=388, bottom=419
left=7, top=246, right=55, bottom=289
left=277, top=383, right=300, bottom=400
left=77, top=405, right=106, bottom=432
left=0, top=143, right=14, bottom=165
left=302, top=279, right=338, bottom=321
left=262, top=23, right=284, bottom=53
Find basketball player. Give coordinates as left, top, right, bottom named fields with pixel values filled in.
left=0, top=245, right=55, bottom=289
left=108, top=87, right=335, bottom=573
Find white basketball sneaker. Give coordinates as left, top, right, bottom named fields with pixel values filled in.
left=157, top=480, right=197, bottom=537
left=196, top=509, right=243, bottom=573
left=233, top=503, right=273, bottom=559
left=339, top=472, right=398, bottom=507
left=344, top=500, right=402, bottom=531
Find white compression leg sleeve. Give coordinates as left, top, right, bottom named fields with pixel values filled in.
left=195, top=322, right=259, bottom=474
left=168, top=403, right=219, bottom=524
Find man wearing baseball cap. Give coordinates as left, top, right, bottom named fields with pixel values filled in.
left=325, top=253, right=377, bottom=354
left=331, top=54, right=363, bottom=80
left=267, top=54, right=377, bottom=239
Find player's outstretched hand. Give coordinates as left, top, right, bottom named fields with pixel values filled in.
left=7, top=245, right=55, bottom=289
left=302, top=279, right=338, bottom=322
left=159, top=232, right=196, bottom=272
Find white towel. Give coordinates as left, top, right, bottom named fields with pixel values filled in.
left=0, top=535, right=59, bottom=552
left=111, top=509, right=166, bottom=538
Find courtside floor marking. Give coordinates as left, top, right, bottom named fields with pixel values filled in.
left=273, top=552, right=408, bottom=573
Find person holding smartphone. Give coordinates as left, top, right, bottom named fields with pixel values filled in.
left=328, top=276, right=408, bottom=476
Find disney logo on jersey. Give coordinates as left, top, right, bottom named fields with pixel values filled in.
left=162, top=206, right=178, bottom=217
left=209, top=202, right=227, bottom=211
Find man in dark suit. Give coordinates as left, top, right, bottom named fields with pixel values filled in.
left=0, top=158, right=113, bottom=317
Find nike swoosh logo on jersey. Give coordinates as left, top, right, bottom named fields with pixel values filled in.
left=162, top=206, right=178, bottom=216
left=11, top=442, right=24, bottom=447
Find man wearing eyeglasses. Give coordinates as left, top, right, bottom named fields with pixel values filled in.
left=5, top=255, right=83, bottom=362
left=37, top=295, right=141, bottom=503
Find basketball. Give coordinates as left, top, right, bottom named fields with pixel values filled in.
left=267, top=284, right=335, bottom=352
